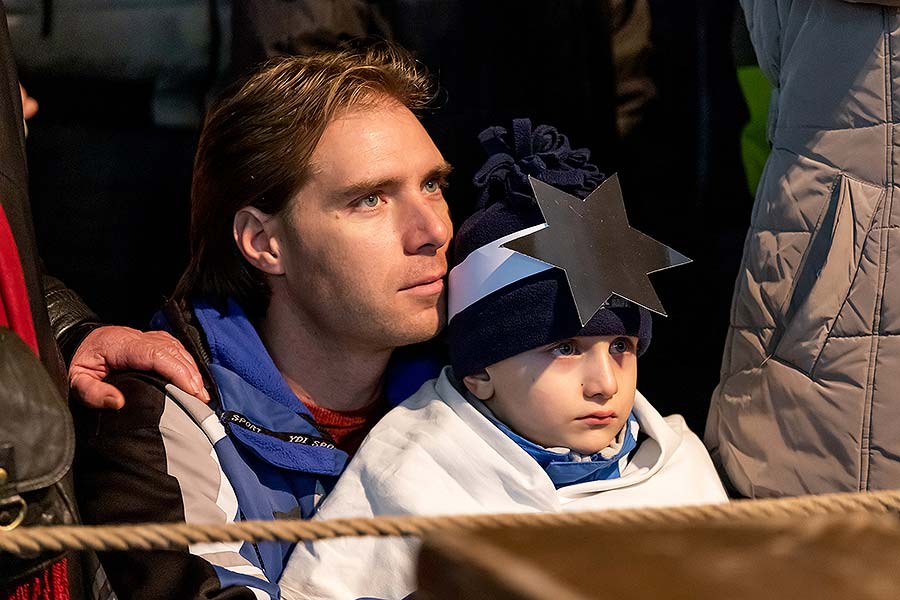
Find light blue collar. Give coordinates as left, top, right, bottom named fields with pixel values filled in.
left=475, top=400, right=639, bottom=489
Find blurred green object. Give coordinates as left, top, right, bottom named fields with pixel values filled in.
left=737, top=65, right=772, bottom=196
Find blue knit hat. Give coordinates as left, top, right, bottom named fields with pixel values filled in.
left=448, top=119, right=652, bottom=377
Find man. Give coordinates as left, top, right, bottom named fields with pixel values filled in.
left=74, top=43, right=452, bottom=599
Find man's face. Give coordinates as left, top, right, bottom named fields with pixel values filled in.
left=273, top=101, right=452, bottom=350
left=477, top=335, right=638, bottom=455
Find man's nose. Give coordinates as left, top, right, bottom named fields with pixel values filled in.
left=582, top=352, right=619, bottom=400
left=403, top=195, right=451, bottom=255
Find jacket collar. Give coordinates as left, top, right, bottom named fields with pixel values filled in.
left=153, top=297, right=444, bottom=475
left=470, top=392, right=639, bottom=489
left=155, top=298, right=349, bottom=476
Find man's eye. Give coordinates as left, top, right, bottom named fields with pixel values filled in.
left=424, top=180, right=441, bottom=193
left=551, top=342, right=576, bottom=356
left=357, top=194, right=381, bottom=209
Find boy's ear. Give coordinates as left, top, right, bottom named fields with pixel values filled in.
left=463, top=371, right=494, bottom=401
left=234, top=206, right=284, bottom=276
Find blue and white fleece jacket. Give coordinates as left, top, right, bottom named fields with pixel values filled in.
left=74, top=298, right=440, bottom=600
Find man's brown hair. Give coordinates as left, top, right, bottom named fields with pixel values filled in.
left=175, top=42, right=435, bottom=318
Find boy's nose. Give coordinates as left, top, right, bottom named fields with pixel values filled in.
left=582, top=352, right=619, bottom=400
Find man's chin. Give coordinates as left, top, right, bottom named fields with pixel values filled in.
left=388, top=307, right=445, bottom=347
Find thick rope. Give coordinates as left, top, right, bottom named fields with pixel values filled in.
left=2, top=489, right=900, bottom=557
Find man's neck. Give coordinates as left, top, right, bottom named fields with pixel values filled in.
left=258, top=304, right=392, bottom=413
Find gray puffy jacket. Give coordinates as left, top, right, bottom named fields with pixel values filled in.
left=707, top=0, right=900, bottom=497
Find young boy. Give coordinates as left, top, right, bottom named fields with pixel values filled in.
left=279, top=120, right=727, bottom=600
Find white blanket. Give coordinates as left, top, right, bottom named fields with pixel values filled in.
left=280, top=367, right=727, bottom=600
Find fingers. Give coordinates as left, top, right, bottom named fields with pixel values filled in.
left=140, top=332, right=210, bottom=403
left=151, top=331, right=201, bottom=377
left=70, top=326, right=211, bottom=406
left=70, top=373, right=126, bottom=410
left=19, top=84, right=38, bottom=120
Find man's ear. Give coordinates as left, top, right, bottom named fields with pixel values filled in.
left=234, top=206, right=284, bottom=275
left=463, top=371, right=494, bottom=401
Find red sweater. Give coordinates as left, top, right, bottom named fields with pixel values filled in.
left=301, top=398, right=388, bottom=456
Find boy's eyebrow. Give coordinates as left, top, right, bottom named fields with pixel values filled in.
left=335, top=161, right=454, bottom=199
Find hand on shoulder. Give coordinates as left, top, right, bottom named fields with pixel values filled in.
left=69, top=326, right=209, bottom=408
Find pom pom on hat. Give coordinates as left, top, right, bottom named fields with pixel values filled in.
left=472, top=119, right=606, bottom=210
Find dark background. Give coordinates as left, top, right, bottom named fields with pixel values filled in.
left=13, top=0, right=755, bottom=433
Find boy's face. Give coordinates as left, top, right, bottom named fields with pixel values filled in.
left=464, top=335, right=638, bottom=455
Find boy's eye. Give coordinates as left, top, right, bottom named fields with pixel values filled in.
left=424, top=180, right=440, bottom=193
left=610, top=337, right=635, bottom=355
left=551, top=341, right=577, bottom=356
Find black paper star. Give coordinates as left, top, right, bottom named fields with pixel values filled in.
left=502, top=174, right=690, bottom=324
